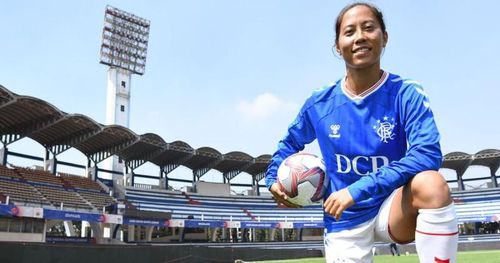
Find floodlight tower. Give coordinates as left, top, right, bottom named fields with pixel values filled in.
left=99, top=5, right=150, bottom=180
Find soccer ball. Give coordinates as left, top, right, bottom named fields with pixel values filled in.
left=277, top=152, right=328, bottom=206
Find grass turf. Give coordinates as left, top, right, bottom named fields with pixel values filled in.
left=253, top=250, right=500, bottom=263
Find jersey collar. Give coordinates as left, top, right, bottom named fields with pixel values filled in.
left=340, top=71, right=389, bottom=101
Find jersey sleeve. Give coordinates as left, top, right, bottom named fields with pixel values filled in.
left=347, top=82, right=443, bottom=203
left=265, top=102, right=317, bottom=189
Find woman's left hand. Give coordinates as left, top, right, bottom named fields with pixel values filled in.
left=323, top=188, right=355, bottom=220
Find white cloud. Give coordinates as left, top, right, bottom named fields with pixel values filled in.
left=236, top=93, right=296, bottom=121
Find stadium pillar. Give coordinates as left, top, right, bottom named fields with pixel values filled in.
left=112, top=224, right=121, bottom=239
left=86, top=159, right=98, bottom=181
left=0, top=147, right=7, bottom=166
left=231, top=228, right=238, bottom=242
left=457, top=172, right=465, bottom=191
left=241, top=228, right=248, bottom=242
left=128, top=225, right=135, bottom=241
left=63, top=221, right=76, bottom=237
left=44, top=154, right=57, bottom=175
left=474, top=222, right=481, bottom=234
left=179, top=226, right=185, bottom=242
left=295, top=228, right=302, bottom=241
left=44, top=149, right=49, bottom=166
left=81, top=221, right=90, bottom=238
left=268, top=228, right=276, bottom=241
left=491, top=162, right=500, bottom=187
left=252, top=177, right=261, bottom=195
left=159, top=168, right=164, bottom=189
left=164, top=175, right=169, bottom=189
left=211, top=227, right=219, bottom=242
left=251, top=179, right=256, bottom=195
left=89, top=222, right=104, bottom=243
left=221, top=227, right=226, bottom=241
left=41, top=221, right=47, bottom=242
left=43, top=149, right=57, bottom=174
left=160, top=168, right=169, bottom=190
left=51, top=158, right=57, bottom=175
left=145, top=226, right=153, bottom=242
left=131, top=171, right=135, bottom=187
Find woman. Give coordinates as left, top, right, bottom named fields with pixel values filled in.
left=265, top=2, right=458, bottom=262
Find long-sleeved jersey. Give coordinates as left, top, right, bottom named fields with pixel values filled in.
left=265, top=71, right=442, bottom=233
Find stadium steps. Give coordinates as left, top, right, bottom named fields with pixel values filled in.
left=28, top=184, right=52, bottom=206
left=58, top=173, right=116, bottom=211
left=125, top=187, right=254, bottom=221
left=125, top=187, right=321, bottom=222
left=27, top=182, right=93, bottom=210
left=182, top=191, right=201, bottom=205
left=242, top=208, right=256, bottom=221
left=0, top=177, right=52, bottom=206
left=73, top=191, right=99, bottom=211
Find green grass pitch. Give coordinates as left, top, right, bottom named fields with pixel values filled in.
left=253, top=250, right=500, bottom=263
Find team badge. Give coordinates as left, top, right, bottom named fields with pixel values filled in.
left=373, top=116, right=396, bottom=143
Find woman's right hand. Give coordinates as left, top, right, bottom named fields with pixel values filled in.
left=269, top=183, right=301, bottom=208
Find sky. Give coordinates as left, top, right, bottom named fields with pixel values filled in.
left=1, top=0, right=499, bottom=191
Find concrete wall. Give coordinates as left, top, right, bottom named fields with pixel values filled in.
left=375, top=241, right=500, bottom=255
left=0, top=242, right=322, bottom=263
left=195, top=181, right=231, bottom=196
left=0, top=232, right=44, bottom=243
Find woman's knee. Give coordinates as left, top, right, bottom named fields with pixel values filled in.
left=408, top=170, right=452, bottom=209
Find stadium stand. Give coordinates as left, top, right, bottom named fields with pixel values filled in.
left=31, top=184, right=92, bottom=210
left=10, top=167, right=97, bottom=210
left=59, top=172, right=104, bottom=191
left=186, top=191, right=323, bottom=222
left=124, top=185, right=500, bottom=225
left=59, top=172, right=115, bottom=210
left=0, top=165, right=51, bottom=206
left=0, top=165, right=23, bottom=180
left=452, top=187, right=500, bottom=203
left=1, top=83, right=500, bottom=263
left=0, top=177, right=51, bottom=206
left=0, top=164, right=114, bottom=211
left=124, top=187, right=254, bottom=221
left=452, top=188, right=500, bottom=223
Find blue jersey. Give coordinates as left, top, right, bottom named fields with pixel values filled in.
left=265, top=71, right=442, bottom=233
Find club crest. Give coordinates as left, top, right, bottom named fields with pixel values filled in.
left=373, top=116, right=396, bottom=143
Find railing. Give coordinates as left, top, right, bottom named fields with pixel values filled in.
left=133, top=183, right=154, bottom=189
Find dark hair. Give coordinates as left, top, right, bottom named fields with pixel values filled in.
left=334, top=2, right=386, bottom=44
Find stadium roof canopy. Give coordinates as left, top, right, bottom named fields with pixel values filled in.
left=245, top=154, right=272, bottom=182
left=0, top=84, right=499, bottom=184
left=72, top=125, right=139, bottom=163
left=0, top=87, right=65, bottom=145
left=442, top=152, right=472, bottom=174
left=117, top=133, right=168, bottom=169
left=29, top=114, right=102, bottom=155
left=471, top=149, right=500, bottom=169
left=442, top=150, right=500, bottom=173
left=149, top=140, right=194, bottom=171
left=214, top=151, right=254, bottom=180
left=183, top=147, right=223, bottom=178
left=0, top=85, right=272, bottom=181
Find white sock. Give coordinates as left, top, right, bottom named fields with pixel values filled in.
left=415, top=203, right=458, bottom=263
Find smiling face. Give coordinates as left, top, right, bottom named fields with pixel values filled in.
left=335, top=5, right=388, bottom=71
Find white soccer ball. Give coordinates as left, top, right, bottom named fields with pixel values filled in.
left=277, top=152, right=328, bottom=206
